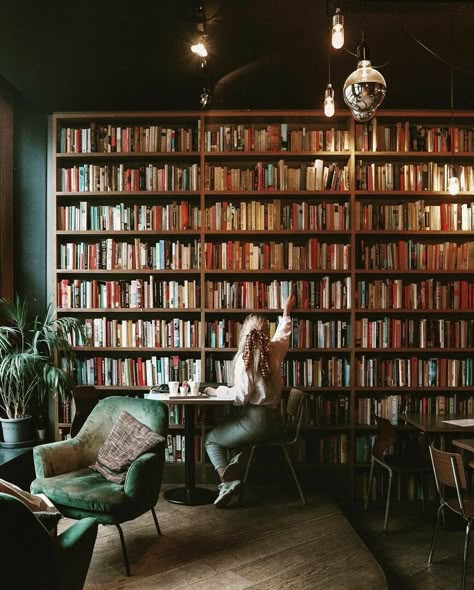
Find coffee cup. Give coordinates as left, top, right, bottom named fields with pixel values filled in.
left=189, top=381, right=200, bottom=395
left=168, top=381, right=179, bottom=395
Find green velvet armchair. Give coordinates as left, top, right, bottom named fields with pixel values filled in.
left=31, top=396, right=169, bottom=576
left=0, top=492, right=98, bottom=590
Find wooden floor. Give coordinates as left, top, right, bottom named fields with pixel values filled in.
left=61, top=485, right=387, bottom=590
left=346, top=501, right=474, bottom=590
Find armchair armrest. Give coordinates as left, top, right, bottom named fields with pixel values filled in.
left=34, top=438, right=92, bottom=478
left=124, top=450, right=165, bottom=504
left=56, top=517, right=98, bottom=590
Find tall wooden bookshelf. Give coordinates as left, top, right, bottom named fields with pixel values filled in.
left=51, top=110, right=474, bottom=502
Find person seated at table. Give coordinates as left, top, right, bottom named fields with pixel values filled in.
left=205, top=293, right=295, bottom=507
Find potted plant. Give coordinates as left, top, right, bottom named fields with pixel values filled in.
left=0, top=296, right=84, bottom=447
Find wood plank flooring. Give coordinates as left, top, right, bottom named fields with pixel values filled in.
left=346, top=501, right=474, bottom=590
left=59, top=485, right=387, bottom=590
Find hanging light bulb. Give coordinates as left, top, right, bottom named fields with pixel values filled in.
left=448, top=169, right=460, bottom=196
left=447, top=70, right=459, bottom=196
left=343, top=42, right=387, bottom=122
left=191, top=35, right=208, bottom=58
left=324, top=84, right=335, bottom=117
left=331, top=8, right=344, bottom=49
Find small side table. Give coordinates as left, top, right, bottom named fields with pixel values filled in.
left=0, top=446, right=35, bottom=489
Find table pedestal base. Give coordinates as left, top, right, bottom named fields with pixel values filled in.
left=163, top=486, right=217, bottom=506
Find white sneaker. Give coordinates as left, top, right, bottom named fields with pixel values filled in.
left=222, top=451, right=246, bottom=483
left=214, top=480, right=241, bottom=508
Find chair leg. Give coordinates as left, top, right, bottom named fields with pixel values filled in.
left=115, top=524, right=131, bottom=577
left=383, top=468, right=393, bottom=533
left=151, top=507, right=161, bottom=536
left=282, top=446, right=306, bottom=505
left=240, top=445, right=256, bottom=502
left=461, top=520, right=472, bottom=590
left=364, top=458, right=375, bottom=511
left=428, top=503, right=444, bottom=564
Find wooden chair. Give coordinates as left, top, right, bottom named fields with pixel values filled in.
left=428, top=444, right=474, bottom=590
left=242, top=388, right=306, bottom=505
left=364, top=415, right=429, bottom=532
left=70, top=385, right=101, bottom=437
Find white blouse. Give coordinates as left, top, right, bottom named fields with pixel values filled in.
left=209, top=316, right=292, bottom=409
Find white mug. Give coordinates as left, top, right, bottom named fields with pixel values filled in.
left=189, top=381, right=200, bottom=395
left=168, top=381, right=179, bottom=395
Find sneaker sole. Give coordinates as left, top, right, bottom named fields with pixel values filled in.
left=214, top=482, right=241, bottom=507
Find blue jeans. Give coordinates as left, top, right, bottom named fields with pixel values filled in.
left=205, top=404, right=283, bottom=471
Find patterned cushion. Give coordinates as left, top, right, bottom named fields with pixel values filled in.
left=90, top=411, right=165, bottom=484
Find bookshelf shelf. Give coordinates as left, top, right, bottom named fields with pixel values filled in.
left=52, top=109, right=474, bottom=502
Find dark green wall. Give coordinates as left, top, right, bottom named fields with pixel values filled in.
left=13, top=101, right=48, bottom=316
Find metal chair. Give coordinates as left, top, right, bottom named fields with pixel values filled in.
left=242, top=388, right=306, bottom=504
left=428, top=444, right=474, bottom=590
left=364, top=415, right=428, bottom=532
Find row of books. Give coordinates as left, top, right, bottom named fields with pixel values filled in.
left=304, top=394, right=350, bottom=426
left=355, top=200, right=474, bottom=231
left=355, top=161, right=474, bottom=192
left=204, top=356, right=351, bottom=388
left=403, top=394, right=474, bottom=415
left=59, top=398, right=73, bottom=423
left=356, top=356, right=474, bottom=387
left=306, top=433, right=349, bottom=465
left=74, top=356, right=201, bottom=387
left=355, top=317, right=474, bottom=349
left=204, top=124, right=349, bottom=153
left=205, top=318, right=350, bottom=349
left=204, top=240, right=351, bottom=271
left=59, top=239, right=201, bottom=270
left=73, top=317, right=201, bottom=348
left=56, top=276, right=352, bottom=311
left=357, top=393, right=474, bottom=427
left=205, top=200, right=350, bottom=231
left=359, top=240, right=474, bottom=271
left=58, top=278, right=200, bottom=310
left=59, top=163, right=200, bottom=193
left=356, top=395, right=399, bottom=426
left=204, top=161, right=350, bottom=192
left=354, top=120, right=474, bottom=153
left=58, top=124, right=199, bottom=154
left=205, top=277, right=351, bottom=310
left=280, top=357, right=351, bottom=387
left=356, top=278, right=474, bottom=310
left=58, top=201, right=200, bottom=232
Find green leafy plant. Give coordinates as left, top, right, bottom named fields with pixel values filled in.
left=0, top=296, right=84, bottom=419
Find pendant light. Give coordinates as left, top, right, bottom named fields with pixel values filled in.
left=324, top=31, right=335, bottom=118
left=331, top=8, right=344, bottom=49
left=343, top=41, right=386, bottom=122
left=448, top=68, right=459, bottom=196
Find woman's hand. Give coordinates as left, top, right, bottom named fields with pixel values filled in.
left=283, top=293, right=295, bottom=316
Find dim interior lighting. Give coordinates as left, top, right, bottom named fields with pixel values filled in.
left=448, top=174, right=460, bottom=196
left=343, top=42, right=386, bottom=122
left=448, top=69, right=459, bottom=196
left=331, top=8, right=344, bottom=49
left=324, top=84, right=335, bottom=117
left=191, top=35, right=208, bottom=58
left=200, top=88, right=211, bottom=108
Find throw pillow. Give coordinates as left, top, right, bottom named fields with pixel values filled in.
left=90, top=411, right=165, bottom=484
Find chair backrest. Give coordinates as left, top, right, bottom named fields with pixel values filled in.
left=76, top=396, right=169, bottom=461
left=70, top=385, right=101, bottom=437
left=429, top=443, right=467, bottom=491
left=372, top=415, right=397, bottom=461
left=284, top=388, right=305, bottom=444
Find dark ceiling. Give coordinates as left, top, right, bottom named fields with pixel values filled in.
left=0, top=0, right=473, bottom=113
